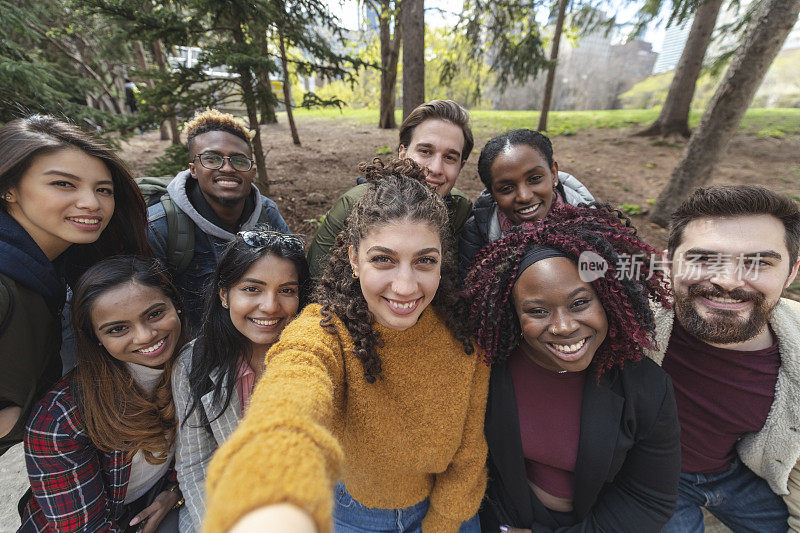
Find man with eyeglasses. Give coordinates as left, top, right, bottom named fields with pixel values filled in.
left=147, top=109, right=289, bottom=334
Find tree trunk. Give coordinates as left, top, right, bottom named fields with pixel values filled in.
left=231, top=25, right=270, bottom=192
left=378, top=0, right=402, bottom=129
left=637, top=0, right=724, bottom=138
left=133, top=41, right=170, bottom=140
left=255, top=30, right=278, bottom=124
left=257, top=75, right=278, bottom=124
left=650, top=0, right=800, bottom=227
left=278, top=29, right=301, bottom=146
left=401, top=0, right=424, bottom=121
left=152, top=40, right=182, bottom=145
left=537, top=0, right=569, bottom=132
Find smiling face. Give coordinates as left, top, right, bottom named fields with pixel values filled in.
left=512, top=257, right=608, bottom=372
left=670, top=215, right=800, bottom=349
left=220, top=254, right=300, bottom=353
left=189, top=130, right=255, bottom=208
left=91, top=282, right=182, bottom=368
left=348, top=220, right=442, bottom=331
left=398, top=119, right=465, bottom=197
left=5, top=148, right=114, bottom=260
left=489, top=144, right=559, bottom=225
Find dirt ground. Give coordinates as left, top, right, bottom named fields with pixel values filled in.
left=119, top=114, right=800, bottom=254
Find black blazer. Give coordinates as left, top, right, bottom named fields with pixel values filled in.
left=481, top=356, right=681, bottom=532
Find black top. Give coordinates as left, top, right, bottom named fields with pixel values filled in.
left=481, top=356, right=681, bottom=532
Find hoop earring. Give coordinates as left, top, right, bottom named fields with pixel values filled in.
left=352, top=271, right=358, bottom=279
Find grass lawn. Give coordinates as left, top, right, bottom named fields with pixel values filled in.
left=289, top=107, right=800, bottom=139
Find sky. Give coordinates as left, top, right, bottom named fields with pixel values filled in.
left=326, top=0, right=670, bottom=52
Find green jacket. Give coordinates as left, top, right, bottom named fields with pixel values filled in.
left=307, top=184, right=473, bottom=279
left=0, top=274, right=62, bottom=456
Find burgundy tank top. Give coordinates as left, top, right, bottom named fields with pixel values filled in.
left=509, top=347, right=586, bottom=499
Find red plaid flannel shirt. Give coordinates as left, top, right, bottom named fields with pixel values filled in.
left=18, top=379, right=176, bottom=532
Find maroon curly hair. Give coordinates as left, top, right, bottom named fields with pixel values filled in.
left=464, top=202, right=672, bottom=375
left=314, top=158, right=474, bottom=383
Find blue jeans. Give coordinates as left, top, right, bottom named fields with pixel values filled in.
left=661, top=458, right=788, bottom=533
left=333, top=481, right=480, bottom=533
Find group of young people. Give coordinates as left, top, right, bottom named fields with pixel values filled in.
left=1, top=100, right=799, bottom=533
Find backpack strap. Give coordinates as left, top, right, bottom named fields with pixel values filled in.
left=161, top=193, right=195, bottom=275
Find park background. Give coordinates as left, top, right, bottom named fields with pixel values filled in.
left=2, top=0, right=800, bottom=530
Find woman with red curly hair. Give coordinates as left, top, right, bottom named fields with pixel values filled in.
left=465, top=202, right=681, bottom=532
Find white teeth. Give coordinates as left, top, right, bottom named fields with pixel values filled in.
left=216, top=179, right=239, bottom=185
left=518, top=204, right=541, bottom=214
left=707, top=295, right=744, bottom=304
left=251, top=318, right=280, bottom=326
left=549, top=338, right=587, bottom=354
left=388, top=300, right=416, bottom=309
left=69, top=217, right=100, bottom=224
left=137, top=338, right=165, bottom=354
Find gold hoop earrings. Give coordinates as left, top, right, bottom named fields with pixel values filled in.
left=352, top=271, right=358, bottom=279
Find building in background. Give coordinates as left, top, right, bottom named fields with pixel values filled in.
left=652, top=20, right=691, bottom=74
left=490, top=19, right=657, bottom=111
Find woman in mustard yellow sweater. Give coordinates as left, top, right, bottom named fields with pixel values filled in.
left=203, top=158, right=490, bottom=533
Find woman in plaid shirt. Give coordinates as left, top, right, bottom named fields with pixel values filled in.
left=20, top=256, right=185, bottom=532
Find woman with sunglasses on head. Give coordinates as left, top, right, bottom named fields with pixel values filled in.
left=171, top=227, right=310, bottom=532
left=0, top=115, right=149, bottom=458
left=459, top=129, right=594, bottom=279
left=465, top=203, right=681, bottom=532
left=202, top=158, right=490, bottom=533
left=20, top=256, right=184, bottom=532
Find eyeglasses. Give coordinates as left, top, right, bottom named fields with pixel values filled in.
left=194, top=152, right=254, bottom=172
left=238, top=229, right=304, bottom=251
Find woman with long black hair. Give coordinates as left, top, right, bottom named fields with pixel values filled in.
left=172, top=227, right=310, bottom=531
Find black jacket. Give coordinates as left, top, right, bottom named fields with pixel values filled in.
left=481, top=356, right=681, bottom=532
left=0, top=211, right=64, bottom=456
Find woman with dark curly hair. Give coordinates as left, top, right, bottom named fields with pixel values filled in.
left=202, top=158, right=490, bottom=533
left=172, top=227, right=310, bottom=531
left=465, top=202, right=681, bottom=532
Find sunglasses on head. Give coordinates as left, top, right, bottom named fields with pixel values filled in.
left=238, top=229, right=304, bottom=251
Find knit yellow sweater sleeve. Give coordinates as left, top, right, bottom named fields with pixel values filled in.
left=421, top=357, right=490, bottom=533
left=203, top=305, right=345, bottom=533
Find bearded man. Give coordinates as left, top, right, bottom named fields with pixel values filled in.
left=649, top=185, right=800, bottom=532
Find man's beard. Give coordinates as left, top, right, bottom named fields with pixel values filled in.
left=674, top=284, right=773, bottom=344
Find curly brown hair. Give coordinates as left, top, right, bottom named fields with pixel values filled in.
left=314, top=158, right=474, bottom=383
left=465, top=202, right=672, bottom=376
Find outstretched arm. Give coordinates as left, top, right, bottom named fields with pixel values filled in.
left=203, top=308, right=345, bottom=532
